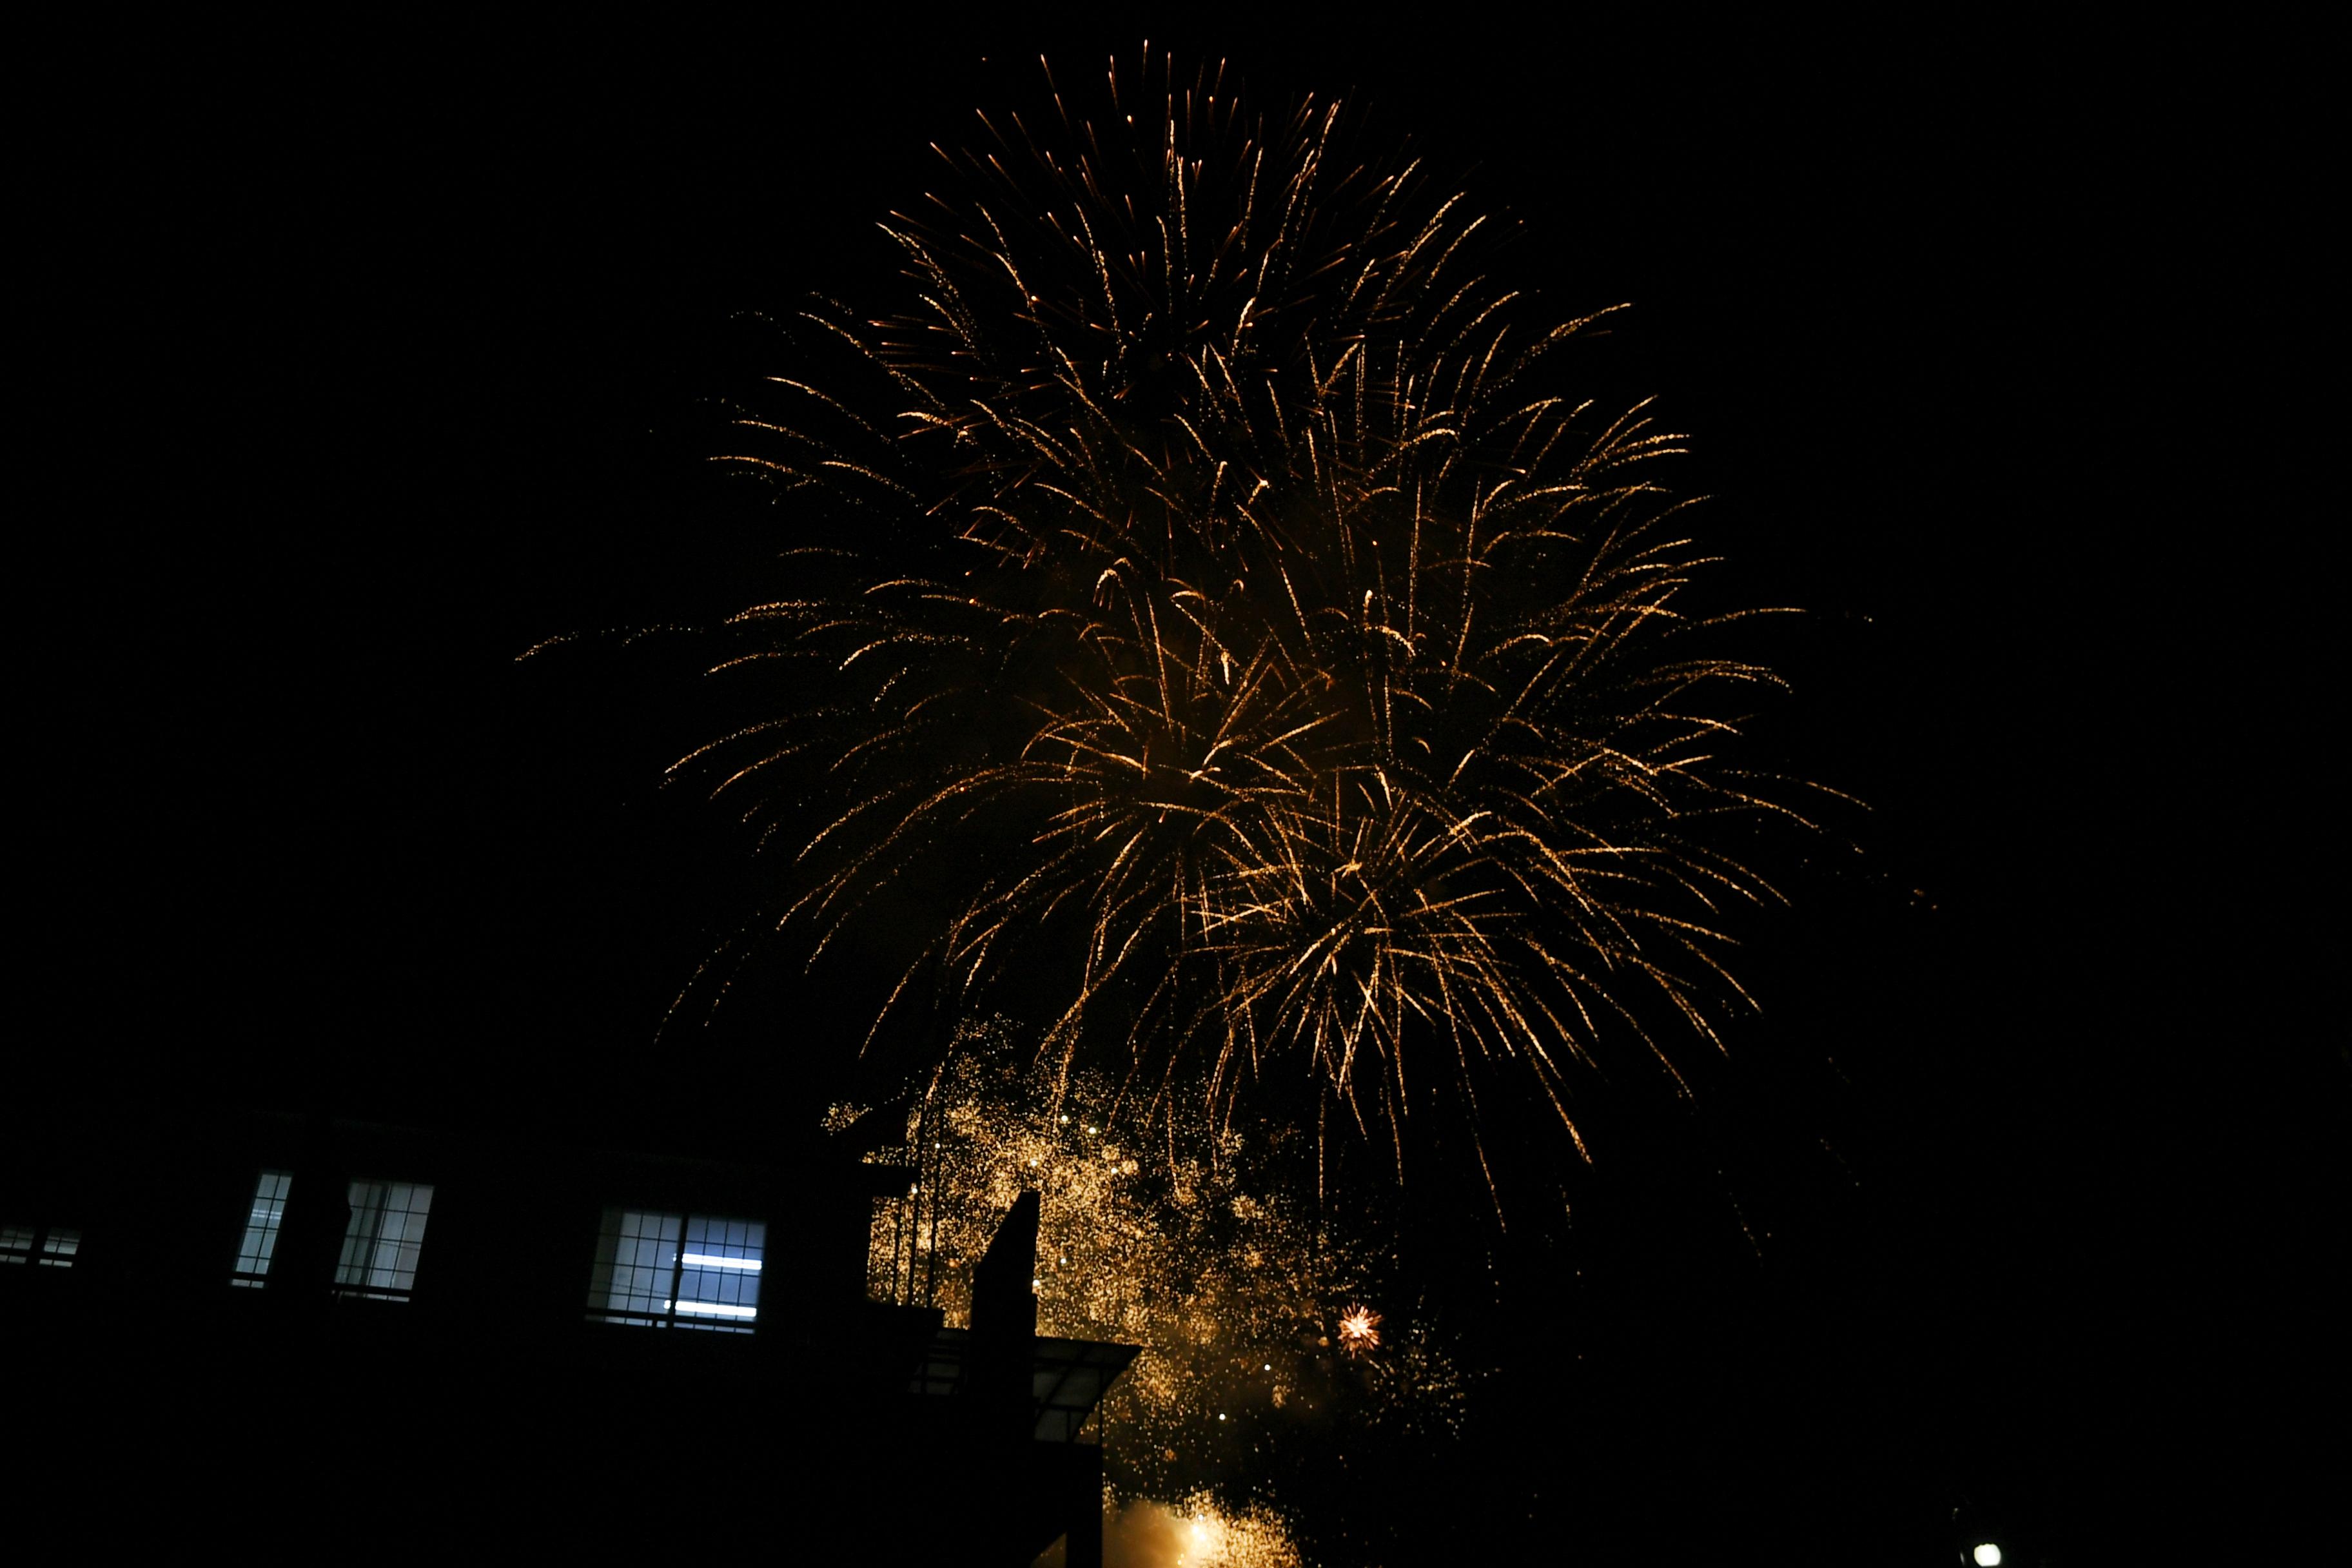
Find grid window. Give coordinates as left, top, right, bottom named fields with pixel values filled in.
left=585, top=1208, right=765, bottom=1333
left=233, top=1170, right=293, bottom=1287
left=334, top=1181, right=434, bottom=1301
left=1, top=1224, right=79, bottom=1267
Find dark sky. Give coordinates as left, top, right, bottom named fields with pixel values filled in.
left=24, top=17, right=2333, bottom=1563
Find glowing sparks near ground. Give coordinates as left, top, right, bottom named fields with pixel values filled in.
left=671, top=47, right=1832, bottom=1195
left=1063, top=1491, right=1300, bottom=1568
left=863, top=1028, right=1467, bottom=1453
left=847, top=1021, right=1469, bottom=1550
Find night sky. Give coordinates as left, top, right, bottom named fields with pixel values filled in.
left=24, top=18, right=2334, bottom=1563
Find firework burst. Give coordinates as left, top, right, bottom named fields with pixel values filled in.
left=680, top=47, right=1832, bottom=1191
left=1335, top=1304, right=1382, bottom=1358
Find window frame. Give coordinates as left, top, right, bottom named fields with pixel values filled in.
left=1, top=1222, right=79, bottom=1268
left=583, top=1206, right=767, bottom=1333
left=331, top=1179, right=436, bottom=1304
left=230, top=1170, right=294, bottom=1288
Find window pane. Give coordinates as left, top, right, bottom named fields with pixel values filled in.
left=335, top=1180, right=435, bottom=1299
left=587, top=1208, right=681, bottom=1324
left=676, top=1216, right=764, bottom=1328
left=233, top=1171, right=293, bottom=1284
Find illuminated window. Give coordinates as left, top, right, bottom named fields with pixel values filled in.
left=2, top=1224, right=78, bottom=1267
left=333, top=1181, right=435, bottom=1302
left=232, top=1170, right=293, bottom=1287
left=585, top=1208, right=765, bottom=1333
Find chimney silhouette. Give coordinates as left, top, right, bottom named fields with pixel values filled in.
left=970, top=1188, right=1039, bottom=1342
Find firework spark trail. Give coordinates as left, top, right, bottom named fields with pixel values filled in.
left=686, top=46, right=1836, bottom=1194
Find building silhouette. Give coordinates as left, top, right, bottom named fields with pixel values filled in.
left=6, top=1105, right=1134, bottom=1563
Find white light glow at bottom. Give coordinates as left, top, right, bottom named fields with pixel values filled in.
left=680, top=1253, right=762, bottom=1271
left=672, top=1300, right=759, bottom=1318
left=1972, top=1545, right=2003, bottom=1567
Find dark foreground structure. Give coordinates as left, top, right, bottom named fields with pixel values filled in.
left=6, top=1110, right=1133, bottom=1563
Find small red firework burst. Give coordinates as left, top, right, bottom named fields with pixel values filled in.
left=1337, top=1304, right=1383, bottom=1357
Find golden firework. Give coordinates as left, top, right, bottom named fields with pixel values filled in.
left=684, top=46, right=1836, bottom=1193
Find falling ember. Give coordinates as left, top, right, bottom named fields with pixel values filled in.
left=659, top=45, right=1841, bottom=1205
left=1337, top=1304, right=1383, bottom=1358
